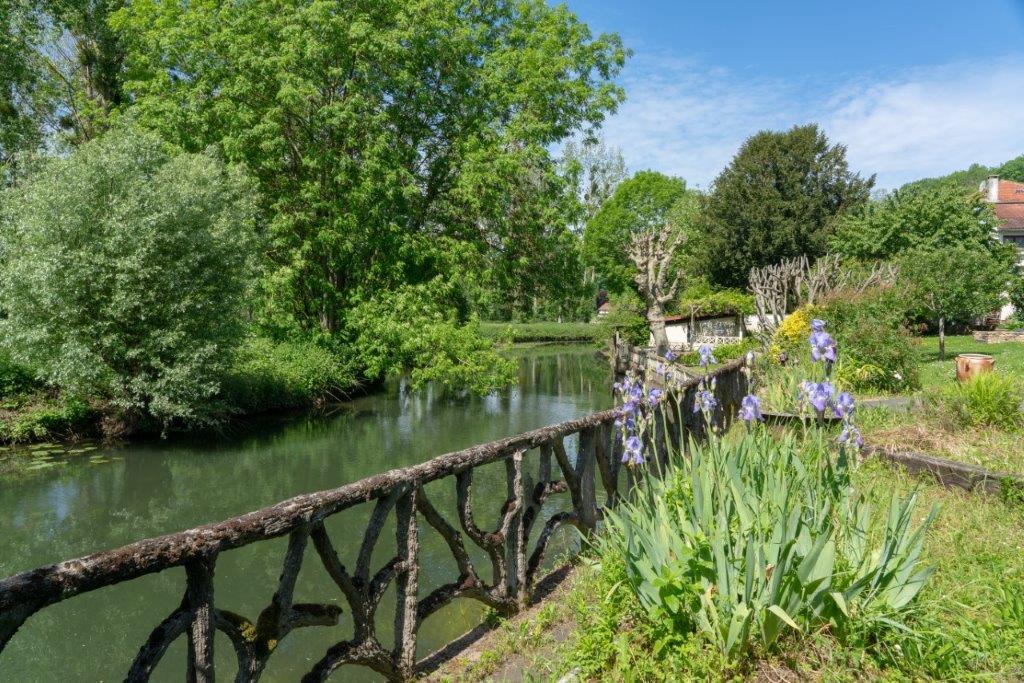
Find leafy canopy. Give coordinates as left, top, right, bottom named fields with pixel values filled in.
left=899, top=245, right=1012, bottom=327
left=582, top=170, right=688, bottom=293
left=700, top=124, right=874, bottom=288
left=0, top=127, right=258, bottom=427
left=832, top=184, right=1005, bottom=260
left=114, top=0, right=627, bottom=337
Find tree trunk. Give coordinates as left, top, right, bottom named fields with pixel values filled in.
left=939, top=316, right=946, bottom=361
left=647, top=302, right=669, bottom=353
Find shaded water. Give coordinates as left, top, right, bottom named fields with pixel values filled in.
left=0, top=345, right=612, bottom=681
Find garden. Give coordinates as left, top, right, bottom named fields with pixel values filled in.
left=436, top=311, right=1024, bottom=683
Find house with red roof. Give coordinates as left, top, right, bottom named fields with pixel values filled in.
left=981, top=175, right=1024, bottom=259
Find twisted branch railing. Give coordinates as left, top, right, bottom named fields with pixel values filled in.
left=0, top=358, right=746, bottom=681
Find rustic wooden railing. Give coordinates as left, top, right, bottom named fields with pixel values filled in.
left=0, top=358, right=746, bottom=682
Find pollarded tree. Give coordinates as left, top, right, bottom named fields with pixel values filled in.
left=700, top=124, right=874, bottom=288
left=831, top=184, right=1003, bottom=261
left=582, top=171, right=688, bottom=294
left=900, top=246, right=1013, bottom=361
left=0, top=126, right=258, bottom=430
left=627, top=191, right=699, bottom=351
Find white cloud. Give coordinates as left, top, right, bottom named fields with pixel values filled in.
left=601, top=53, right=1024, bottom=190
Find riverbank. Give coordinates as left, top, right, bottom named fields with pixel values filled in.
left=0, top=336, right=359, bottom=447
left=479, top=321, right=603, bottom=344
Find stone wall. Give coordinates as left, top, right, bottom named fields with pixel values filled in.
left=973, top=330, right=1024, bottom=344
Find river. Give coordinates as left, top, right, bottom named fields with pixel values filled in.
left=0, top=345, right=612, bottom=681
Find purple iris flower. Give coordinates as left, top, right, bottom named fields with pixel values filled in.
left=693, top=389, right=718, bottom=414
left=839, top=424, right=864, bottom=447
left=623, top=435, right=644, bottom=464
left=664, top=349, right=677, bottom=361
left=648, top=388, right=663, bottom=405
left=655, top=362, right=666, bottom=376
left=802, top=381, right=835, bottom=414
left=698, top=343, right=717, bottom=367
left=811, top=319, right=827, bottom=333
left=835, top=392, right=855, bottom=419
left=809, top=331, right=837, bottom=363
left=738, top=394, right=763, bottom=423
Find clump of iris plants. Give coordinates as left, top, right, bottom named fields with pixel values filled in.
left=797, top=319, right=862, bottom=449
left=612, top=373, right=664, bottom=465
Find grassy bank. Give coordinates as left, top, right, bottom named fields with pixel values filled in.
left=478, top=321, right=603, bottom=344
left=916, top=334, right=1024, bottom=390
left=0, top=336, right=358, bottom=447
left=440, top=444, right=1024, bottom=682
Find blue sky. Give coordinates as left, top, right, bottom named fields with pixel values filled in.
left=563, top=0, right=1024, bottom=190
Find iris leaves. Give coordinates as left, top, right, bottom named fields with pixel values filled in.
left=599, top=428, right=936, bottom=659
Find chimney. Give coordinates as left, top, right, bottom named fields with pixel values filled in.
left=986, top=175, right=1000, bottom=202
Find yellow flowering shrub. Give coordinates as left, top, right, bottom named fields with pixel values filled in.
left=769, top=306, right=820, bottom=358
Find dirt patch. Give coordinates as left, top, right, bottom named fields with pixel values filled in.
left=424, top=566, right=579, bottom=682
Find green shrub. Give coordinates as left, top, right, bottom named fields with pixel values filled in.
left=0, top=126, right=259, bottom=430
left=0, top=395, right=96, bottom=443
left=599, top=428, right=936, bottom=660
left=819, top=290, right=919, bottom=393
left=477, top=321, right=600, bottom=343
left=1007, top=275, right=1024, bottom=322
left=677, top=282, right=754, bottom=317
left=676, top=337, right=756, bottom=367
left=221, top=337, right=356, bottom=414
left=598, top=289, right=650, bottom=346
left=0, top=353, right=39, bottom=398
left=935, top=372, right=1024, bottom=430
left=344, top=280, right=516, bottom=395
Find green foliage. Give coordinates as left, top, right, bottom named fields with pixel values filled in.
left=676, top=337, right=756, bottom=367
left=1008, top=276, right=1024, bottom=319
left=344, top=281, right=516, bottom=395
left=599, top=429, right=936, bottom=660
left=477, top=321, right=601, bottom=344
left=0, top=353, right=38, bottom=398
left=935, top=372, right=1024, bottom=431
left=832, top=184, right=1005, bottom=261
left=676, top=282, right=754, bottom=317
left=900, top=245, right=1012, bottom=330
left=221, top=337, right=357, bottom=414
left=582, top=171, right=689, bottom=293
left=0, top=395, right=96, bottom=443
left=1, top=0, right=46, bottom=176
left=899, top=163, right=996, bottom=196
left=116, top=0, right=626, bottom=335
left=597, top=289, right=649, bottom=345
left=700, top=124, right=873, bottom=288
left=819, top=291, right=920, bottom=393
left=997, top=155, right=1024, bottom=183
left=0, top=127, right=259, bottom=429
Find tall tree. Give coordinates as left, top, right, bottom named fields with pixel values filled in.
left=831, top=184, right=1006, bottom=261
left=115, top=0, right=626, bottom=335
left=1, top=0, right=46, bottom=177
left=562, top=135, right=627, bottom=230
left=582, top=170, right=687, bottom=293
left=700, top=124, right=873, bottom=288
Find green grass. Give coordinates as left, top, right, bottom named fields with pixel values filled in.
left=478, top=321, right=602, bottom=344
left=916, top=334, right=1024, bottom=391
left=490, top=450, right=1024, bottom=681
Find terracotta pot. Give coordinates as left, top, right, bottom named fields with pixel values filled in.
left=955, top=353, right=995, bottom=381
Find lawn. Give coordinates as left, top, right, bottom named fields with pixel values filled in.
left=853, top=334, right=1024, bottom=475
left=916, top=334, right=1024, bottom=391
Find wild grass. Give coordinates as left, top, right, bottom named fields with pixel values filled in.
left=478, top=321, right=602, bottom=344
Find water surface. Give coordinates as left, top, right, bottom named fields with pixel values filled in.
left=0, top=345, right=612, bottom=681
